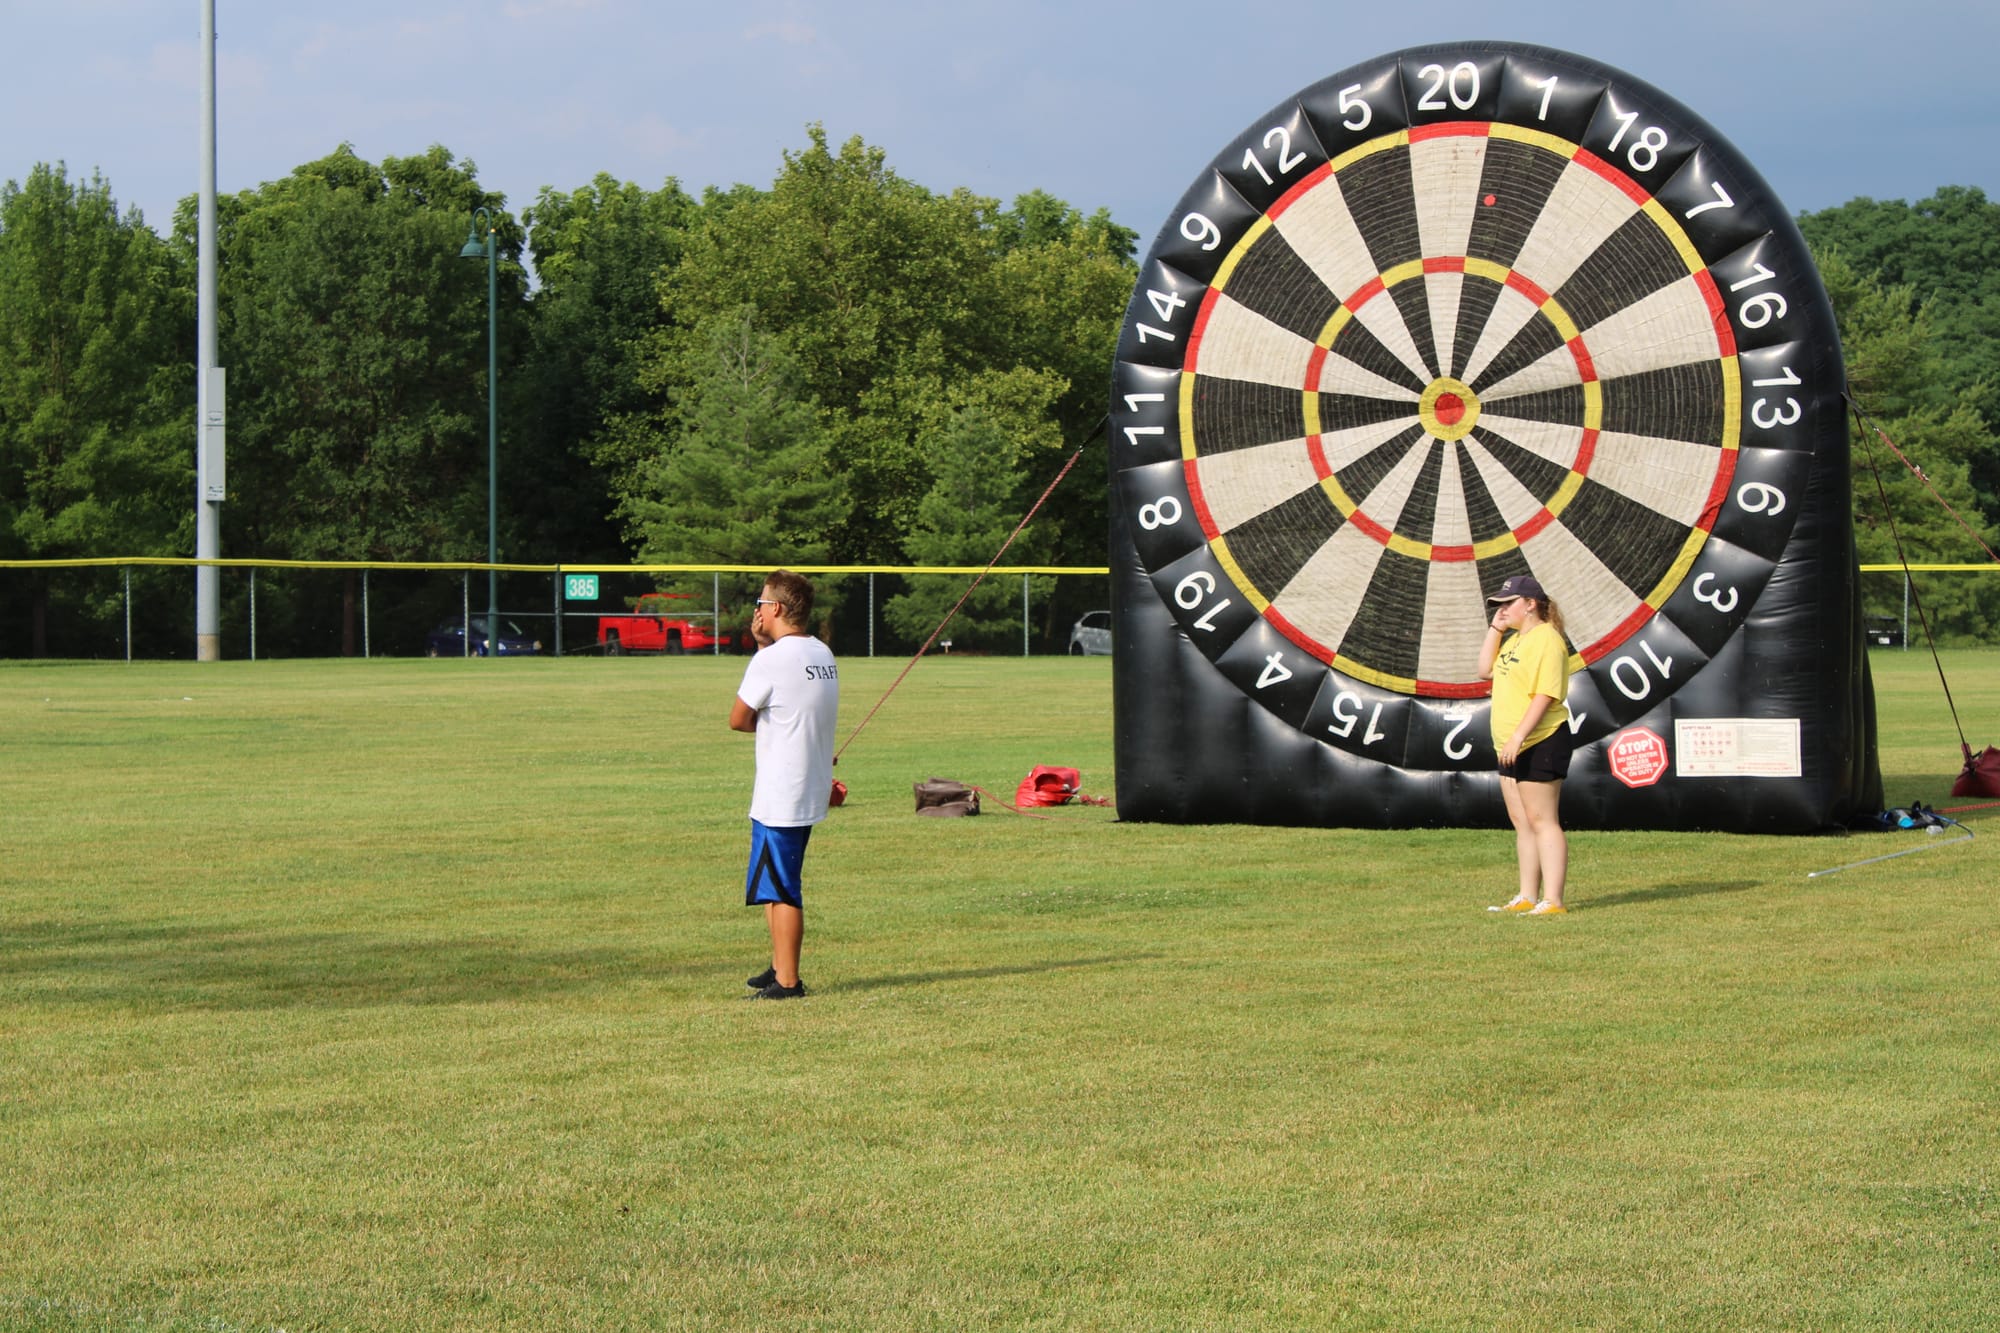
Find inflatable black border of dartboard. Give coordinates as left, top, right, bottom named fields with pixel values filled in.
left=1108, top=40, right=1881, bottom=832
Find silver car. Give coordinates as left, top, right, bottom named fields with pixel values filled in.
left=1068, top=610, right=1112, bottom=656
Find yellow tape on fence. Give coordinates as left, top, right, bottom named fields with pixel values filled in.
left=0, top=558, right=1115, bottom=575
left=7, top=557, right=1994, bottom=575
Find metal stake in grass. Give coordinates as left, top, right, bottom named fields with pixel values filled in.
left=1806, top=824, right=1977, bottom=878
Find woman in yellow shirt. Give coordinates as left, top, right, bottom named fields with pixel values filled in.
left=1476, top=574, right=1573, bottom=916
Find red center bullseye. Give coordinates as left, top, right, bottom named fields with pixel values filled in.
left=1434, top=392, right=1465, bottom=425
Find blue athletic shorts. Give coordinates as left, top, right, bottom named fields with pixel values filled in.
left=745, top=820, right=812, bottom=908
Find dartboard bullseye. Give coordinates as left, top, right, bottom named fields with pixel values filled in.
left=1111, top=42, right=1879, bottom=832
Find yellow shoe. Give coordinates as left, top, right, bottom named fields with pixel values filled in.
left=1487, top=897, right=1537, bottom=913
left=1528, top=902, right=1568, bottom=916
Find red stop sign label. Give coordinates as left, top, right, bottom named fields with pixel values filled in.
left=1608, top=727, right=1670, bottom=788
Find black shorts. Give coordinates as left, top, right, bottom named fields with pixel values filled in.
left=1499, top=723, right=1575, bottom=783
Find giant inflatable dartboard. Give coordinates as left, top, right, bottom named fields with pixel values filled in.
left=1110, top=42, right=1881, bottom=832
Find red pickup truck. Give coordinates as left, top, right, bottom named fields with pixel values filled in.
left=596, top=592, right=743, bottom=655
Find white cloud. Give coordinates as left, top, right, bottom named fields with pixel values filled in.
left=135, top=36, right=265, bottom=92
left=502, top=0, right=605, bottom=15
left=294, top=21, right=345, bottom=65
left=143, top=42, right=193, bottom=84
left=394, top=14, right=472, bottom=41
left=621, top=113, right=702, bottom=159
left=743, top=19, right=816, bottom=44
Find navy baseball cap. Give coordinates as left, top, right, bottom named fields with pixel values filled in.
left=1487, top=574, right=1546, bottom=604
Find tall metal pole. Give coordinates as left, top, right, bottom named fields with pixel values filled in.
left=461, top=208, right=499, bottom=655
left=195, top=0, right=222, bottom=660
left=484, top=219, right=498, bottom=656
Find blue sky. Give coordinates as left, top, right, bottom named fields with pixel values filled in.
left=4, top=0, right=1995, bottom=247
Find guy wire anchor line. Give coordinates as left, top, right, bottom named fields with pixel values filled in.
left=834, top=417, right=1106, bottom=764
left=1806, top=823, right=1977, bottom=879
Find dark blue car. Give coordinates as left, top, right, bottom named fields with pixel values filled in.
left=425, top=616, right=542, bottom=657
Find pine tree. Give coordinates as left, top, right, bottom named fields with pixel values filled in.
left=623, top=312, right=848, bottom=623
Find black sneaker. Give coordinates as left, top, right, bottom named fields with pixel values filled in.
left=746, top=980, right=806, bottom=1000
left=746, top=966, right=777, bottom=989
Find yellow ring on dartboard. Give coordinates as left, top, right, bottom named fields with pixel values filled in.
left=1418, top=377, right=1480, bottom=442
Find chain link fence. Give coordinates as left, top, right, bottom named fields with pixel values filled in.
left=0, top=559, right=1115, bottom=661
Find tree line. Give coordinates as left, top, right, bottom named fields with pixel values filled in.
left=1, top=133, right=1995, bottom=656
left=0, top=130, right=1135, bottom=656
left=1796, top=187, right=2000, bottom=640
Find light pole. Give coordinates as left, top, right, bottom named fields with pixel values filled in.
left=195, top=0, right=222, bottom=660
left=460, top=207, right=499, bottom=655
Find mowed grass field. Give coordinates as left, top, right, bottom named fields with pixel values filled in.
left=2, top=649, right=1996, bottom=1331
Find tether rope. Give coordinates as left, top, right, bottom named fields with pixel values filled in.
left=1853, top=406, right=2000, bottom=564
left=1848, top=395, right=1975, bottom=754
left=834, top=422, right=1103, bottom=763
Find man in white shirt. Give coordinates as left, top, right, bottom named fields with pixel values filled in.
left=729, top=569, right=839, bottom=999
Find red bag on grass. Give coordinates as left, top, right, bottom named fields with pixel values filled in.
left=1951, top=744, right=2000, bottom=799
left=1015, top=765, right=1082, bottom=809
